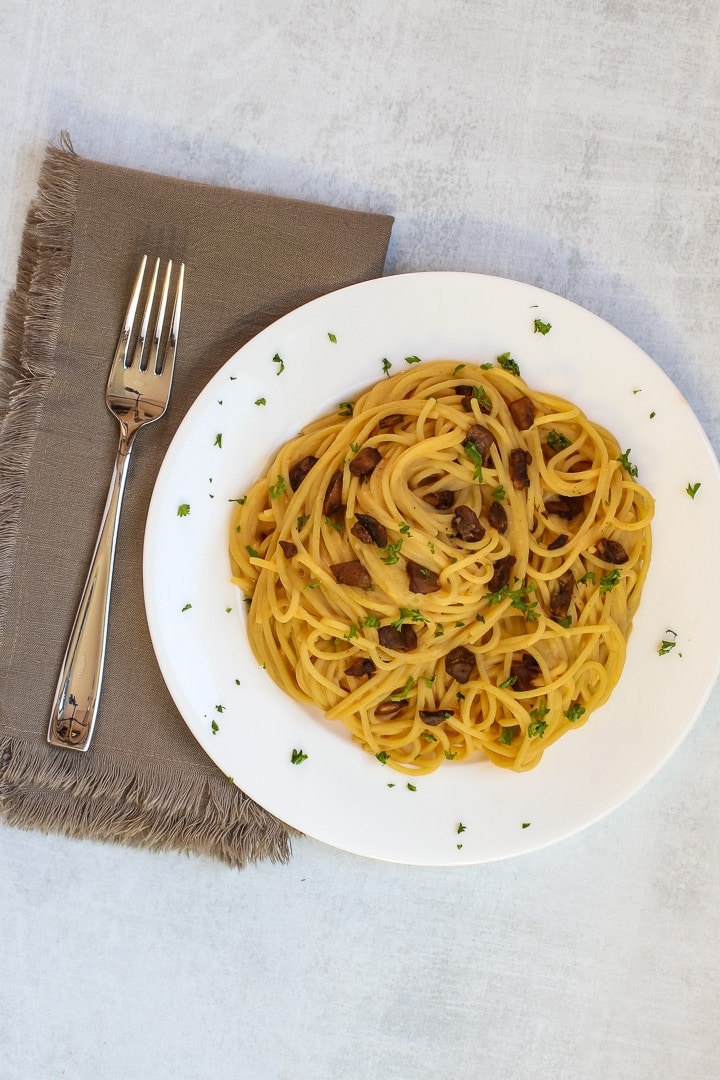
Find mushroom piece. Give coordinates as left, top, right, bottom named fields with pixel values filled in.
left=378, top=413, right=404, bottom=431
left=419, top=710, right=454, bottom=726
left=322, top=469, right=344, bottom=516
left=289, top=455, right=318, bottom=491
left=349, top=447, right=382, bottom=478
left=406, top=560, right=441, bottom=594
left=351, top=513, right=388, bottom=547
left=465, top=424, right=495, bottom=462
left=509, top=448, right=532, bottom=490
left=329, top=560, right=373, bottom=588
left=547, top=533, right=568, bottom=550
left=377, top=624, right=418, bottom=652
left=444, top=644, right=476, bottom=684
left=487, top=554, right=515, bottom=592
left=375, top=698, right=409, bottom=718
left=422, top=489, right=456, bottom=511
left=550, top=569, right=575, bottom=620
left=509, top=395, right=536, bottom=430
left=509, top=652, right=542, bottom=691
left=544, top=494, right=585, bottom=521
left=278, top=540, right=298, bottom=558
left=595, top=537, right=629, bottom=564
left=451, top=504, right=485, bottom=542
left=344, top=657, right=377, bottom=678
left=487, top=500, right=508, bottom=534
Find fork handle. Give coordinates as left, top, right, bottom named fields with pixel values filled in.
left=48, top=435, right=135, bottom=751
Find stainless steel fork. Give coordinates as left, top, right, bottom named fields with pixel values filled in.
left=47, top=256, right=185, bottom=751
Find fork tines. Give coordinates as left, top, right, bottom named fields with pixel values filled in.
left=118, top=255, right=185, bottom=376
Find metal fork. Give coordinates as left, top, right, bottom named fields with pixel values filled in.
left=47, top=256, right=185, bottom=751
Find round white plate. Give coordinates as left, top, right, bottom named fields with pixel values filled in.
left=143, top=272, right=720, bottom=865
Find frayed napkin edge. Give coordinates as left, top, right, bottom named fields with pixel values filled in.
left=0, top=133, right=78, bottom=639
left=0, top=734, right=295, bottom=867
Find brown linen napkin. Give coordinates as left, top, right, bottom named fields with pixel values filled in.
left=0, top=136, right=393, bottom=866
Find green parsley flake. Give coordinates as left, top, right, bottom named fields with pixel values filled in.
left=327, top=332, right=337, bottom=343
left=497, top=352, right=520, bottom=376
left=599, top=568, right=622, bottom=594
left=376, top=751, right=389, bottom=765
left=245, top=544, right=260, bottom=559
left=405, top=355, right=422, bottom=365
left=177, top=503, right=191, bottom=517
left=451, top=364, right=466, bottom=376
left=215, top=704, right=225, bottom=713
left=533, top=318, right=551, bottom=335
left=211, top=719, right=219, bottom=734
left=497, top=725, right=519, bottom=746
left=269, top=474, right=287, bottom=499
left=214, top=433, right=222, bottom=448
left=617, top=449, right=639, bottom=478
left=272, top=353, right=285, bottom=374
left=296, top=514, right=310, bottom=530
left=181, top=603, right=192, bottom=612
left=564, top=703, right=586, bottom=722
left=658, top=629, right=677, bottom=656
left=382, top=358, right=392, bottom=376
left=228, top=496, right=247, bottom=505
left=380, top=539, right=403, bottom=565
left=392, top=608, right=429, bottom=628
left=491, top=485, right=506, bottom=501
left=464, top=439, right=484, bottom=482
left=290, top=748, right=308, bottom=765
left=547, top=429, right=571, bottom=451
left=686, top=482, right=701, bottom=499
left=255, top=397, right=267, bottom=406
left=407, top=782, right=417, bottom=791
left=457, top=823, right=467, bottom=834
left=522, top=822, right=531, bottom=829
left=338, top=401, right=354, bottom=417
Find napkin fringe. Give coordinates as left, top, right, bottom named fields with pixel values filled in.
left=0, top=735, right=293, bottom=866
left=0, top=136, right=78, bottom=636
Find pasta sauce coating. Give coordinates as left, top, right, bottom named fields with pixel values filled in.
left=230, top=360, right=653, bottom=775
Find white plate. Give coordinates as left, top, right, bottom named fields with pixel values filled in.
left=143, top=272, right=720, bottom=865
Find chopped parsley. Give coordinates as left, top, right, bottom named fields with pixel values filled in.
left=599, top=568, right=621, bottom=594
left=444, top=749, right=457, bottom=759
left=547, top=429, right=571, bottom=451
left=392, top=608, right=429, bottom=628
left=533, top=318, right=552, bottom=335
left=327, top=332, right=337, bottom=343
left=269, top=474, right=287, bottom=499
left=564, top=703, right=586, bottom=722
left=214, top=433, right=222, bottom=448
left=464, top=439, right=484, bottom=482
left=617, top=449, right=639, bottom=478
left=578, top=571, right=596, bottom=585
left=457, top=823, right=467, bottom=834
left=405, top=355, right=422, bottom=365
left=686, top=482, right=701, bottom=499
left=406, top=782, right=417, bottom=791
left=255, top=397, right=267, bottom=406
left=496, top=725, right=520, bottom=746
left=296, top=514, right=310, bottom=530
left=522, top=822, right=531, bottom=829
left=228, top=495, right=247, bottom=505
left=245, top=544, right=260, bottom=559
left=380, top=539, right=403, bottom=564
left=376, top=751, right=389, bottom=765
left=181, top=603, right=192, bottom=612
left=211, top=719, right=219, bottom=734
left=451, top=364, right=466, bottom=376
left=658, top=629, right=677, bottom=656
left=360, top=615, right=380, bottom=628
left=497, top=352, right=520, bottom=376
left=290, top=748, right=308, bottom=765
left=399, top=521, right=412, bottom=536
left=382, top=358, right=392, bottom=376
left=272, top=352, right=285, bottom=374
left=471, top=385, right=492, bottom=410
left=324, top=516, right=343, bottom=532
left=338, top=401, right=354, bottom=417
left=490, top=485, right=506, bottom=501
left=177, top=503, right=191, bottom=517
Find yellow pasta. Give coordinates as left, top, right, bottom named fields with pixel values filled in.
left=230, top=359, right=653, bottom=774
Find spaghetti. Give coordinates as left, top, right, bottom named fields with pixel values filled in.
left=230, top=359, right=653, bottom=774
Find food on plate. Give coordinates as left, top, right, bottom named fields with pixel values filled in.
left=230, top=359, right=653, bottom=774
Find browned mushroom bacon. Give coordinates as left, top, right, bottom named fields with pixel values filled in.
left=349, top=447, right=381, bottom=478
left=351, top=513, right=388, bottom=547
left=452, top=504, right=485, bottom=542
left=445, top=645, right=476, bottom=683
left=596, top=538, right=629, bottom=564
left=550, top=569, right=575, bottom=621
left=509, top=395, right=535, bottom=430
left=509, top=447, right=532, bottom=490
left=344, top=657, right=377, bottom=678
left=406, top=560, right=441, bottom=594
left=377, top=624, right=418, bottom=651
left=329, top=560, right=372, bottom=588
left=289, top=455, right=318, bottom=491
left=488, top=554, right=515, bottom=593
left=323, top=469, right=344, bottom=516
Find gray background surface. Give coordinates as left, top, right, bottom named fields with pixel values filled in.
left=1, top=1, right=719, bottom=1077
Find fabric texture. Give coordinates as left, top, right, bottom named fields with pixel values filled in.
left=0, top=136, right=393, bottom=866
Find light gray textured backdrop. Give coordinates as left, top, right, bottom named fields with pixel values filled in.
left=1, top=2, right=719, bottom=1078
